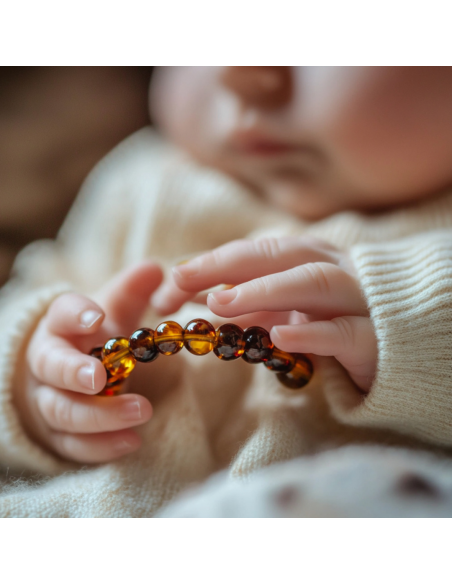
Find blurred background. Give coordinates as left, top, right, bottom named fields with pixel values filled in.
left=0, top=66, right=154, bottom=286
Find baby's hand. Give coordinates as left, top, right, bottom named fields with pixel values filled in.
left=16, top=261, right=162, bottom=464
left=157, top=237, right=377, bottom=391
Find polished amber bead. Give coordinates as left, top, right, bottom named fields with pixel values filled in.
left=129, top=328, right=159, bottom=363
left=214, top=323, right=245, bottom=361
left=277, top=354, right=313, bottom=389
left=154, top=321, right=184, bottom=356
left=89, top=346, right=119, bottom=388
left=89, top=346, right=103, bottom=361
left=242, top=326, right=274, bottom=364
left=264, top=347, right=296, bottom=373
left=184, top=319, right=216, bottom=355
left=101, top=337, right=136, bottom=384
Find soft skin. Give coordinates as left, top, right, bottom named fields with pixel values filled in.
left=15, top=262, right=162, bottom=463
left=18, top=67, right=452, bottom=463
left=151, top=67, right=452, bottom=220
left=150, top=66, right=452, bottom=394
left=157, top=236, right=377, bottom=391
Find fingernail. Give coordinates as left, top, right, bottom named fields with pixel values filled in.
left=80, top=309, right=103, bottom=328
left=209, top=288, right=237, bottom=305
left=119, top=400, right=142, bottom=422
left=114, top=439, right=137, bottom=454
left=77, top=365, right=96, bottom=391
left=172, top=259, right=200, bottom=278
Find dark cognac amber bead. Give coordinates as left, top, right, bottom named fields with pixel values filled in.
left=214, top=323, right=245, bottom=360
left=89, top=346, right=103, bottom=361
left=242, top=326, right=274, bottom=364
left=184, top=319, right=216, bottom=355
left=277, top=354, right=313, bottom=389
left=154, top=321, right=184, bottom=356
left=101, top=337, right=136, bottom=384
left=129, top=328, right=159, bottom=363
left=264, top=347, right=296, bottom=373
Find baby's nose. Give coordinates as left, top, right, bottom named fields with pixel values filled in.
left=221, top=66, right=292, bottom=109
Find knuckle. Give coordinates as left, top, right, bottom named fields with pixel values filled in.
left=46, top=394, right=75, bottom=432
left=33, top=347, right=51, bottom=382
left=60, top=356, right=74, bottom=390
left=87, top=406, right=105, bottom=433
left=48, top=293, right=74, bottom=316
left=300, top=263, right=332, bottom=296
left=210, top=247, right=225, bottom=269
left=333, top=317, right=355, bottom=353
left=248, top=275, right=272, bottom=297
left=253, top=238, right=281, bottom=261
left=211, top=239, right=247, bottom=267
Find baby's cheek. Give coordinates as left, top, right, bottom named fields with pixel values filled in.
left=150, top=67, right=218, bottom=160
left=318, top=69, right=452, bottom=201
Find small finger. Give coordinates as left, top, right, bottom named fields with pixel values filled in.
left=170, top=237, right=339, bottom=293
left=271, top=316, right=377, bottom=391
left=207, top=263, right=368, bottom=319
left=152, top=283, right=223, bottom=316
left=36, top=387, right=153, bottom=433
left=99, top=261, right=163, bottom=331
left=151, top=280, right=198, bottom=315
left=46, top=293, right=105, bottom=337
left=28, top=337, right=106, bottom=394
left=50, top=429, right=142, bottom=464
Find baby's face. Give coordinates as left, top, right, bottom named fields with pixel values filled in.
left=151, top=67, right=452, bottom=220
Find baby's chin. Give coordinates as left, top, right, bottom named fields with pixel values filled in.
left=258, top=184, right=345, bottom=222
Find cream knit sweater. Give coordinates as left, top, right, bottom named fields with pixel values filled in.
left=1, top=128, right=452, bottom=517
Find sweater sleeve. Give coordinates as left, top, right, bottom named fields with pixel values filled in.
left=325, top=229, right=452, bottom=447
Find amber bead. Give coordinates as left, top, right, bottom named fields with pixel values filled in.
left=129, top=328, right=159, bottom=363
left=154, top=321, right=184, bottom=356
left=242, top=326, right=274, bottom=364
left=184, top=319, right=216, bottom=355
left=277, top=354, right=313, bottom=389
left=264, top=347, right=296, bottom=373
left=89, top=346, right=119, bottom=389
left=89, top=346, right=103, bottom=361
left=214, top=323, right=245, bottom=361
left=101, top=337, right=136, bottom=384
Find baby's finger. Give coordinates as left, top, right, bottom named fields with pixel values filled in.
left=99, top=261, right=163, bottom=331
left=36, top=386, right=152, bottom=433
left=271, top=316, right=377, bottom=391
left=28, top=336, right=106, bottom=394
left=170, top=237, right=339, bottom=293
left=46, top=293, right=105, bottom=337
left=152, top=280, right=198, bottom=316
left=207, top=263, right=368, bottom=319
left=152, top=283, right=222, bottom=316
left=49, top=429, right=142, bottom=464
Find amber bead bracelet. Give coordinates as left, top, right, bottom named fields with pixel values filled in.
left=89, top=319, right=313, bottom=395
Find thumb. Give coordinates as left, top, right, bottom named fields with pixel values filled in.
left=97, top=261, right=163, bottom=331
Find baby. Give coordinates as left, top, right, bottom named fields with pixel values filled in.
left=3, top=67, right=452, bottom=517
